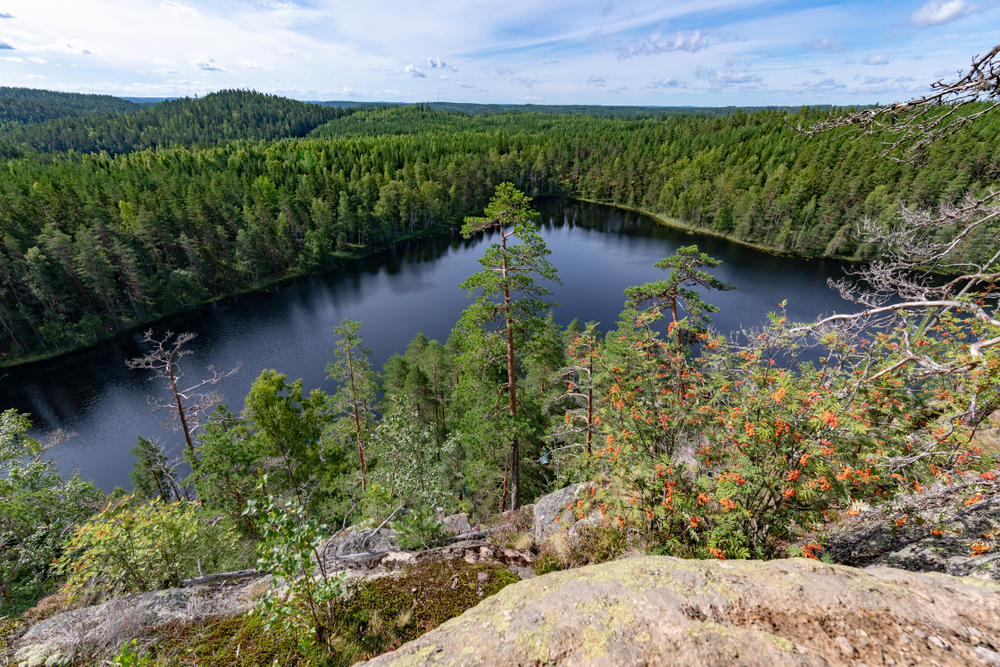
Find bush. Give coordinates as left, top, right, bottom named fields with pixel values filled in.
left=394, top=506, right=446, bottom=550
left=245, top=485, right=345, bottom=653
left=56, top=496, right=241, bottom=600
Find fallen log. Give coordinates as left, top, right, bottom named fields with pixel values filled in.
left=180, top=568, right=266, bottom=587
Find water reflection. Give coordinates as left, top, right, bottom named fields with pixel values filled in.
left=1, top=198, right=858, bottom=490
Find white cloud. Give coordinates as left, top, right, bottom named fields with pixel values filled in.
left=863, top=53, right=891, bottom=66
left=610, top=29, right=710, bottom=60
left=238, top=59, right=274, bottom=70
left=27, top=56, right=47, bottom=64
left=587, top=75, right=606, bottom=87
left=0, top=56, right=23, bottom=62
left=426, top=56, right=457, bottom=71
left=695, top=65, right=762, bottom=88
left=861, top=76, right=889, bottom=85
left=649, top=77, right=689, bottom=88
left=188, top=53, right=231, bottom=72
left=160, top=1, right=200, bottom=17
left=0, top=0, right=990, bottom=106
left=907, top=0, right=976, bottom=26
left=803, top=77, right=845, bottom=92
left=803, top=37, right=845, bottom=53
left=25, top=74, right=44, bottom=79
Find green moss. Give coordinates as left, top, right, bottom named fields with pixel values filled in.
left=85, top=559, right=518, bottom=667
left=150, top=613, right=304, bottom=666
left=325, top=559, right=518, bottom=665
left=1, top=618, right=29, bottom=659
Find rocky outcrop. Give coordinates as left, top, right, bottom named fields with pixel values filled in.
left=9, top=534, right=533, bottom=667
left=533, top=482, right=597, bottom=544
left=821, top=471, right=1000, bottom=582
left=356, top=555, right=1000, bottom=667
left=12, top=577, right=267, bottom=667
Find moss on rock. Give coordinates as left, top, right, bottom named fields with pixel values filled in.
left=327, top=558, right=518, bottom=664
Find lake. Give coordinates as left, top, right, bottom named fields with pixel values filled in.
left=0, top=198, right=858, bottom=491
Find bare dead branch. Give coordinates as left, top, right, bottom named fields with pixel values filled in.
left=795, top=44, right=1000, bottom=162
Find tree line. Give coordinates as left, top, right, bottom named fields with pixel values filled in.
left=0, top=89, right=354, bottom=157
left=1, top=95, right=998, bottom=363
left=0, top=87, right=138, bottom=134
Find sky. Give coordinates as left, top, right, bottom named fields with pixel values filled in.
left=0, top=0, right=998, bottom=106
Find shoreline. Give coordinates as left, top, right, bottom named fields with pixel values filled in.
left=574, top=196, right=861, bottom=263
left=0, top=218, right=461, bottom=370
left=1, top=195, right=885, bottom=370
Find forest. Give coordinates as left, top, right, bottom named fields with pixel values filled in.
left=0, top=87, right=138, bottom=134
left=1, top=60, right=999, bottom=663
left=0, top=89, right=998, bottom=364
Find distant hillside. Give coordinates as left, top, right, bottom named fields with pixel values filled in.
left=312, top=100, right=823, bottom=117
left=0, top=89, right=356, bottom=156
left=0, top=87, right=138, bottom=132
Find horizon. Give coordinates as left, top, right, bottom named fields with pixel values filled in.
left=1, top=1, right=997, bottom=107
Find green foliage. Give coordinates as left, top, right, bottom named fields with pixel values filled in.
left=457, top=183, right=561, bottom=510
left=393, top=506, right=446, bottom=550
left=5, top=102, right=996, bottom=365
left=110, top=639, right=152, bottom=667
left=327, top=319, right=377, bottom=495
left=56, top=496, right=241, bottom=600
left=1, top=89, right=351, bottom=155
left=245, top=483, right=345, bottom=652
left=0, top=409, right=102, bottom=614
left=562, top=244, right=1000, bottom=560
left=0, top=87, right=136, bottom=135
left=192, top=406, right=269, bottom=537
left=130, top=436, right=182, bottom=502
left=244, top=369, right=331, bottom=503
left=367, top=396, right=460, bottom=513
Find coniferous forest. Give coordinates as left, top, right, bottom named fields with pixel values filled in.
left=1, top=73, right=1000, bottom=665
left=0, top=90, right=998, bottom=363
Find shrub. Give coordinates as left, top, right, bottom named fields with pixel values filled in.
left=56, top=496, right=240, bottom=600
left=394, top=506, right=446, bottom=550
left=245, top=484, right=345, bottom=653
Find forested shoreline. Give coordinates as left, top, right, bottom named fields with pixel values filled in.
left=1, top=90, right=998, bottom=366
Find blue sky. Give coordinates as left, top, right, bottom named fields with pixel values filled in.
left=1, top=0, right=998, bottom=105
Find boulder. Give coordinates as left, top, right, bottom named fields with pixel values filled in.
left=821, top=471, right=1000, bottom=582
left=533, top=482, right=596, bottom=544
left=355, top=556, right=1000, bottom=667
left=13, top=578, right=267, bottom=667
left=322, top=525, right=399, bottom=557
left=440, top=512, right=472, bottom=536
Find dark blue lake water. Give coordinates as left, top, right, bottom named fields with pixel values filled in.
left=0, top=199, right=858, bottom=490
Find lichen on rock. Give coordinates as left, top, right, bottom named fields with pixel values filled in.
left=355, top=555, right=1000, bottom=667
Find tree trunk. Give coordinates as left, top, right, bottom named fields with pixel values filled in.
left=347, top=346, right=367, bottom=491
left=169, top=358, right=197, bottom=465
left=502, top=230, right=520, bottom=510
